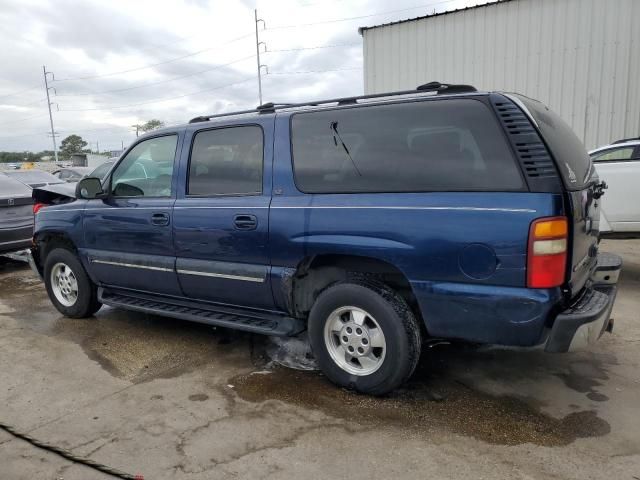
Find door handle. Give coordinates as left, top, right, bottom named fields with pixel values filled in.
left=233, top=214, right=257, bottom=230
left=151, top=212, right=170, bottom=226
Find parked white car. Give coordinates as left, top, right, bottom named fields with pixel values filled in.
left=589, top=138, right=640, bottom=234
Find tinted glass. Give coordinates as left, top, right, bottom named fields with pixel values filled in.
left=591, top=147, right=637, bottom=162
left=513, top=94, right=593, bottom=190
left=291, top=99, right=523, bottom=193
left=90, top=161, right=114, bottom=180
left=111, top=135, right=177, bottom=197
left=188, top=126, right=263, bottom=196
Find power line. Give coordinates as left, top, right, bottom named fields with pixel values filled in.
left=56, top=55, right=255, bottom=97
left=52, top=32, right=254, bottom=82
left=0, top=130, right=51, bottom=140
left=265, top=43, right=359, bottom=53
left=265, top=0, right=460, bottom=29
left=58, top=78, right=254, bottom=112
left=0, top=113, right=49, bottom=127
left=267, top=67, right=361, bottom=75
left=0, top=84, right=42, bottom=101
left=1, top=97, right=48, bottom=108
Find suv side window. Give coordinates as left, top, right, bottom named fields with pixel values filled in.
left=290, top=99, right=523, bottom=193
left=111, top=135, right=178, bottom=197
left=188, top=126, right=263, bottom=196
left=591, top=147, right=636, bottom=163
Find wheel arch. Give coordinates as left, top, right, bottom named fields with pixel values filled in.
left=288, top=253, right=424, bottom=328
left=33, top=231, right=79, bottom=272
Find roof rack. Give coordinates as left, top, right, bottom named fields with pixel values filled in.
left=612, top=136, right=640, bottom=144
left=188, top=81, right=477, bottom=123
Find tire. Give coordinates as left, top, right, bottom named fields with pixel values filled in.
left=43, top=248, right=101, bottom=318
left=308, top=280, right=421, bottom=395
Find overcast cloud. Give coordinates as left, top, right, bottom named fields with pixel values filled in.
left=0, top=0, right=480, bottom=152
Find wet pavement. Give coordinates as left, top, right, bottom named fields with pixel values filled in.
left=1, top=240, right=639, bottom=479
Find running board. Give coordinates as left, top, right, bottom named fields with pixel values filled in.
left=98, top=288, right=305, bottom=337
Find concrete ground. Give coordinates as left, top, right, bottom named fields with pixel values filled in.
left=1, top=240, right=639, bottom=480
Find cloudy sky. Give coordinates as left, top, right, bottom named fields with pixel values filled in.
left=0, top=0, right=484, bottom=153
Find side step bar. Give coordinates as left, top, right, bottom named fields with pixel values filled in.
left=98, top=288, right=305, bottom=337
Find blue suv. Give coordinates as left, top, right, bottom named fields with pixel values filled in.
left=30, top=83, right=621, bottom=395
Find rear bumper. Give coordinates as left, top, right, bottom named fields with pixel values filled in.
left=545, top=252, right=622, bottom=353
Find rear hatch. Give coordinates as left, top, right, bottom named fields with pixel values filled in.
left=512, top=95, right=600, bottom=297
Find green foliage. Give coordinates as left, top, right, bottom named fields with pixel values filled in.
left=0, top=151, right=41, bottom=163
left=59, top=134, right=88, bottom=159
left=140, top=119, right=165, bottom=133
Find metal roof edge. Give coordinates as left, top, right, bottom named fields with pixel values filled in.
left=358, top=0, right=514, bottom=35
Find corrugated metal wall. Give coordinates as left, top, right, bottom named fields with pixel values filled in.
left=362, top=0, right=640, bottom=150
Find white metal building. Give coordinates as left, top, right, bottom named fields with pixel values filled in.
left=360, top=0, right=640, bottom=150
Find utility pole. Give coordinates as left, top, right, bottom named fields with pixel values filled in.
left=254, top=9, right=267, bottom=105
left=43, top=65, right=59, bottom=163
left=95, top=140, right=99, bottom=154
left=131, top=124, right=140, bottom=137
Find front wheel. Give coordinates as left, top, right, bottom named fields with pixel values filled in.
left=308, top=281, right=421, bottom=395
left=44, top=248, right=101, bottom=318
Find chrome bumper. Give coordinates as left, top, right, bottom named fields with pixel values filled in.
left=545, top=252, right=622, bottom=353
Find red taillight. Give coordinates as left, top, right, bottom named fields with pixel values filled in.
left=33, top=203, right=46, bottom=214
left=527, top=216, right=568, bottom=288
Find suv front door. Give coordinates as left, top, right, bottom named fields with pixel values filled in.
left=82, top=132, right=183, bottom=295
left=173, top=120, right=275, bottom=310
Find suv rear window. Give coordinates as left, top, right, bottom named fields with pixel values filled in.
left=512, top=94, right=593, bottom=190
left=291, top=99, right=524, bottom=193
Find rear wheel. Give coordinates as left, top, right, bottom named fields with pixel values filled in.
left=44, top=248, right=101, bottom=318
left=308, top=280, right=421, bottom=395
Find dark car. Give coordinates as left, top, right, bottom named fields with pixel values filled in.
left=0, top=174, right=33, bottom=254
left=29, top=82, right=621, bottom=395
left=88, top=161, right=115, bottom=181
left=4, top=169, right=64, bottom=188
left=52, top=167, right=94, bottom=183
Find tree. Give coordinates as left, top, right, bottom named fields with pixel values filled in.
left=131, top=119, right=165, bottom=137
left=59, top=135, right=88, bottom=159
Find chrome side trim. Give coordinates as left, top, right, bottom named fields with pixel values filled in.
left=91, top=259, right=173, bottom=272
left=270, top=206, right=536, bottom=213
left=0, top=237, right=32, bottom=247
left=176, top=269, right=264, bottom=283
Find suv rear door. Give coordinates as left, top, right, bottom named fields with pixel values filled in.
left=512, top=95, right=600, bottom=296
left=172, top=118, right=275, bottom=310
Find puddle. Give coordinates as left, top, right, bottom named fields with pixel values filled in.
left=231, top=366, right=610, bottom=446
left=0, top=257, right=30, bottom=275
left=0, top=273, right=257, bottom=382
left=42, top=310, right=259, bottom=383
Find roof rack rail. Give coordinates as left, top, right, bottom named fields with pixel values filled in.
left=612, top=136, right=640, bottom=144
left=188, top=81, right=477, bottom=124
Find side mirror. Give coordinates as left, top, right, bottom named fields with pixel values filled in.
left=76, top=177, right=105, bottom=199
